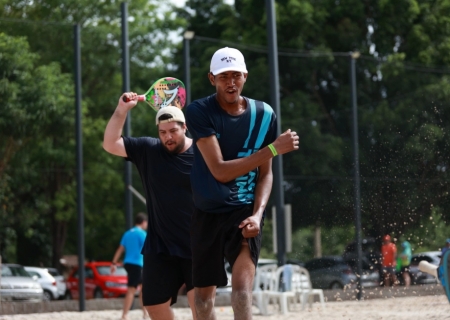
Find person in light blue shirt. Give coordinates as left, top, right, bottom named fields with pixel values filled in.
left=120, top=223, right=147, bottom=267
left=111, top=213, right=147, bottom=320
left=437, top=238, right=450, bottom=301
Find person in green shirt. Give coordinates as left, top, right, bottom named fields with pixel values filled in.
left=397, top=241, right=412, bottom=287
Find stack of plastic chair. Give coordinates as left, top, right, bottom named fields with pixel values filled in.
left=290, top=265, right=326, bottom=310
left=252, top=263, right=279, bottom=315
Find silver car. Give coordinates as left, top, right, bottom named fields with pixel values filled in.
left=1, top=264, right=43, bottom=301
left=46, top=267, right=67, bottom=299
left=25, top=266, right=60, bottom=300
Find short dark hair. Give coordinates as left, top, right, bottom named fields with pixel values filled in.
left=157, top=113, right=184, bottom=126
left=135, top=212, right=148, bottom=225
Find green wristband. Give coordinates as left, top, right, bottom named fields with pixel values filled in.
left=268, top=144, right=278, bottom=157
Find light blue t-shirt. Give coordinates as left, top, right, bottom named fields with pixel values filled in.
left=120, top=226, right=146, bottom=267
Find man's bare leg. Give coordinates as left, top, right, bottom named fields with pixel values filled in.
left=122, top=287, right=136, bottom=320
left=194, top=286, right=216, bottom=320
left=187, top=289, right=198, bottom=320
left=403, top=271, right=411, bottom=287
left=145, top=299, right=174, bottom=320
left=144, top=289, right=197, bottom=320
left=392, top=274, right=398, bottom=286
left=138, top=289, right=148, bottom=319
left=230, top=241, right=256, bottom=320
left=384, top=273, right=390, bottom=287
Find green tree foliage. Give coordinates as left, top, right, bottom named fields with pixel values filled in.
left=260, top=220, right=355, bottom=263
left=396, top=207, right=448, bottom=253
left=0, top=1, right=183, bottom=266
left=1, top=0, right=449, bottom=267
left=175, top=0, right=449, bottom=242
left=0, top=32, right=74, bottom=265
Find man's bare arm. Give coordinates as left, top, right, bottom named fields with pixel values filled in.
left=110, top=245, right=125, bottom=274
left=103, top=93, right=138, bottom=157
left=239, top=160, right=273, bottom=238
left=252, top=160, right=273, bottom=220
left=196, top=129, right=298, bottom=183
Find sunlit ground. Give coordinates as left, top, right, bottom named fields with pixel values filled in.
left=1, top=295, right=448, bottom=320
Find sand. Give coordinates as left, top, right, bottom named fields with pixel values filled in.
left=1, top=295, right=448, bottom=320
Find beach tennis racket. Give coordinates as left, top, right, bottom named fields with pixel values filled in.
left=123, top=77, right=186, bottom=111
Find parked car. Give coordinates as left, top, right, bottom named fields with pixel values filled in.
left=1, top=263, right=43, bottom=301
left=343, top=238, right=382, bottom=273
left=304, top=256, right=379, bottom=289
left=409, top=251, right=442, bottom=285
left=24, top=266, right=60, bottom=301
left=65, top=261, right=129, bottom=299
left=46, top=267, right=67, bottom=299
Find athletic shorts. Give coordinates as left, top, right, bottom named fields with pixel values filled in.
left=191, top=204, right=264, bottom=288
left=142, top=253, right=193, bottom=306
left=400, top=266, right=410, bottom=273
left=124, top=263, right=143, bottom=288
left=382, top=266, right=396, bottom=275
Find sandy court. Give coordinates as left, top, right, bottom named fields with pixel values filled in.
left=0, top=295, right=448, bottom=320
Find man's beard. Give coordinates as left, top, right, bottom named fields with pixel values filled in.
left=163, top=139, right=185, bottom=155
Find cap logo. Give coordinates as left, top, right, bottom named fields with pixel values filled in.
left=221, top=56, right=236, bottom=63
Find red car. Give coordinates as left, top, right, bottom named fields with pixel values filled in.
left=65, top=261, right=130, bottom=299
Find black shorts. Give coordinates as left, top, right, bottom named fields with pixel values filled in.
left=191, top=205, right=264, bottom=288
left=124, top=263, right=143, bottom=288
left=142, top=253, right=193, bottom=306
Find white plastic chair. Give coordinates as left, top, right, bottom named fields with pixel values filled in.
left=270, top=265, right=297, bottom=314
left=252, top=263, right=279, bottom=315
left=253, top=264, right=301, bottom=315
left=291, top=265, right=326, bottom=310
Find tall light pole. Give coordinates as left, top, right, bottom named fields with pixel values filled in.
left=350, top=51, right=363, bottom=300
left=121, top=2, right=133, bottom=229
left=183, top=31, right=195, bottom=105
left=266, top=0, right=286, bottom=266
left=74, top=23, right=85, bottom=311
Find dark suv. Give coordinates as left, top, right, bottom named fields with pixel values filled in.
left=342, top=238, right=382, bottom=273
left=304, top=255, right=379, bottom=289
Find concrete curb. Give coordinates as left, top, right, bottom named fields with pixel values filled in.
left=0, top=284, right=444, bottom=315
left=0, top=294, right=231, bottom=315
left=322, top=283, right=444, bottom=302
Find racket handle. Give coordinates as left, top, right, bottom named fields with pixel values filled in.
left=122, top=95, right=146, bottom=102
left=419, top=260, right=438, bottom=277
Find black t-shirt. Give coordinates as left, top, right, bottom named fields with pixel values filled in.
left=185, top=94, right=277, bottom=213
left=123, top=136, right=193, bottom=259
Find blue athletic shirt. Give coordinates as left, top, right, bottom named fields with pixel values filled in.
left=120, top=226, right=146, bottom=267
left=123, top=136, right=194, bottom=259
left=185, top=94, right=277, bottom=213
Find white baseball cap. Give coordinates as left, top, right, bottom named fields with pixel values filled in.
left=155, top=106, right=185, bottom=125
left=210, top=47, right=248, bottom=75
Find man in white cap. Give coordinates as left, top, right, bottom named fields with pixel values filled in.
left=185, top=47, right=299, bottom=319
left=103, top=95, right=196, bottom=320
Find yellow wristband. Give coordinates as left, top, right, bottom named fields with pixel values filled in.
left=268, top=144, right=278, bottom=157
